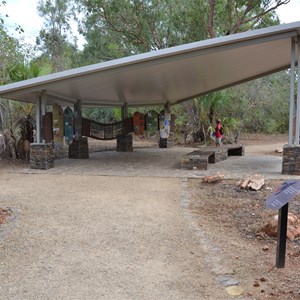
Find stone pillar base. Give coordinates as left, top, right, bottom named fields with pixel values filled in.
left=69, top=137, right=89, bottom=159
left=282, top=145, right=300, bottom=175
left=30, top=143, right=54, bottom=170
left=159, top=138, right=168, bottom=148
left=117, top=134, right=133, bottom=152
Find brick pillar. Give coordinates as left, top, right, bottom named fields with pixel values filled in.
left=68, top=137, right=89, bottom=159
left=69, top=100, right=89, bottom=159
left=282, top=145, right=300, bottom=175
left=117, top=134, right=133, bottom=152
left=159, top=138, right=168, bottom=148
left=30, top=143, right=54, bottom=169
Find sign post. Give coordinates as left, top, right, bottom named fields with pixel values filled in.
left=266, top=180, right=300, bottom=268
left=276, top=203, right=288, bottom=268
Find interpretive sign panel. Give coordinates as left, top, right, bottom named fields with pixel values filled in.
left=159, top=109, right=171, bottom=139
left=266, top=180, right=300, bottom=210
left=133, top=112, right=145, bottom=135
left=145, top=110, right=158, bottom=130
left=64, top=107, right=74, bottom=145
left=53, top=103, right=64, bottom=145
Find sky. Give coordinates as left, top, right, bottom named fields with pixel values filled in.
left=3, top=0, right=84, bottom=48
left=3, top=0, right=300, bottom=49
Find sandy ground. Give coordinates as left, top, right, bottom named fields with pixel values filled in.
left=0, top=133, right=296, bottom=299
left=0, top=174, right=229, bottom=299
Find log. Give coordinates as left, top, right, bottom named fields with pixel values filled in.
left=237, top=174, right=264, bottom=191
left=202, top=174, right=224, bottom=183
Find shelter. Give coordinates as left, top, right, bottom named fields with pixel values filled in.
left=0, top=21, right=300, bottom=173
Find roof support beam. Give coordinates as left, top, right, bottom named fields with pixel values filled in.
left=45, top=92, right=77, bottom=105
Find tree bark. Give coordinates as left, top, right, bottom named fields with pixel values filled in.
left=208, top=0, right=216, bottom=38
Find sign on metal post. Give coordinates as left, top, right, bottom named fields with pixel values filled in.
left=266, top=180, right=300, bottom=268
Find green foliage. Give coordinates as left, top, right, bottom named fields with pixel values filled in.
left=226, top=72, right=290, bottom=133
left=7, top=62, right=43, bottom=82
left=37, top=0, right=79, bottom=71
left=82, top=107, right=117, bottom=123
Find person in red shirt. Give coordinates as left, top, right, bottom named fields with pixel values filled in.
left=215, top=119, right=223, bottom=147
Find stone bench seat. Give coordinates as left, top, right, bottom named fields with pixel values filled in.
left=226, top=144, right=245, bottom=156
left=181, top=144, right=244, bottom=170
left=180, top=154, right=209, bottom=170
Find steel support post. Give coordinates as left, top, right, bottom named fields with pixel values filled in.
left=288, top=39, right=295, bottom=145
left=276, top=203, right=289, bottom=268
left=295, top=38, right=300, bottom=145
left=36, top=97, right=41, bottom=143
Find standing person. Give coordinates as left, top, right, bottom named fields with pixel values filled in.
left=215, top=119, right=223, bottom=147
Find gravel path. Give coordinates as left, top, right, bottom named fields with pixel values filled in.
left=0, top=173, right=228, bottom=299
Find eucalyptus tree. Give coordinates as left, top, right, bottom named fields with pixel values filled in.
left=37, top=0, right=79, bottom=72
left=77, top=0, right=289, bottom=56
left=207, top=0, right=289, bottom=38
left=76, top=0, right=204, bottom=62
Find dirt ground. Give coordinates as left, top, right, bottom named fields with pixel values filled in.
left=0, top=133, right=299, bottom=299
left=187, top=134, right=300, bottom=299
left=188, top=179, right=300, bottom=299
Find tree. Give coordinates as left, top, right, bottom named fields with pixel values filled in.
left=76, top=0, right=207, bottom=61
left=37, top=0, right=79, bottom=72
left=222, top=72, right=290, bottom=133
left=208, top=0, right=290, bottom=38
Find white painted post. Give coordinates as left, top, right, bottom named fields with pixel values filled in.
left=41, top=90, right=47, bottom=143
left=289, top=39, right=295, bottom=145
left=296, top=39, right=300, bottom=145
left=41, top=90, right=47, bottom=116
left=36, top=97, right=41, bottom=143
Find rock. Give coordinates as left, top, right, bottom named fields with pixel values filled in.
left=275, top=148, right=283, bottom=153
left=225, top=286, right=244, bottom=296
left=237, top=174, right=264, bottom=191
left=0, top=208, right=12, bottom=225
left=218, top=275, right=240, bottom=287
left=262, top=245, right=269, bottom=251
left=260, top=277, right=267, bottom=282
left=259, top=213, right=300, bottom=240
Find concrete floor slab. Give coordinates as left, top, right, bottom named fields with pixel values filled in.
left=9, top=146, right=300, bottom=180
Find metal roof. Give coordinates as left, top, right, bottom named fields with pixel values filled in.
left=0, top=21, right=299, bottom=107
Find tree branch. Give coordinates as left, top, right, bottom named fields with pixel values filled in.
left=230, top=0, right=290, bottom=34
left=208, top=0, right=216, bottom=38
